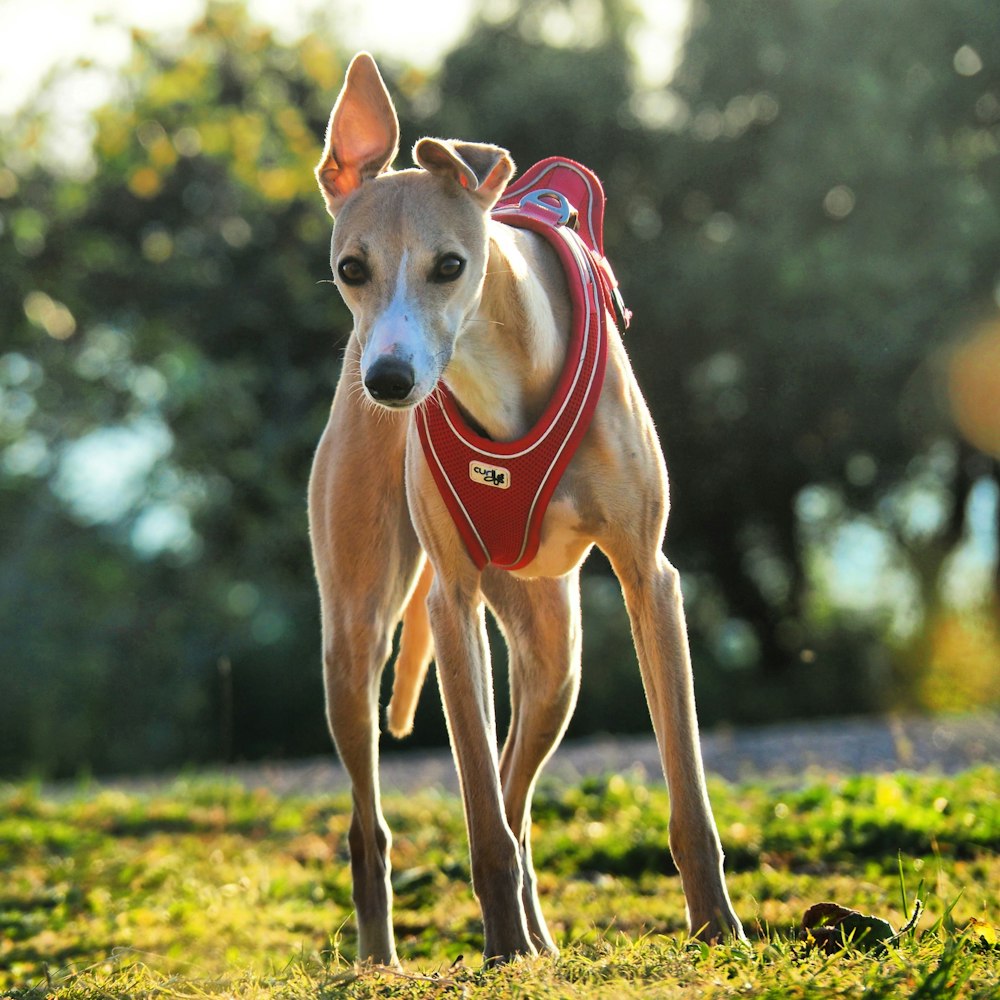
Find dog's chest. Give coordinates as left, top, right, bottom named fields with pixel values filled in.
left=507, top=497, right=593, bottom=579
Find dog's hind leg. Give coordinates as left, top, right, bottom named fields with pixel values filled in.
left=583, top=355, right=743, bottom=943
left=609, top=543, right=744, bottom=942
left=309, top=340, right=423, bottom=967
left=484, top=567, right=582, bottom=955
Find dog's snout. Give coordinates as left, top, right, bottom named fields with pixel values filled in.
left=364, top=356, right=416, bottom=403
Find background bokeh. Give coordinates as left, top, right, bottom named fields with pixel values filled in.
left=2, top=0, right=998, bottom=778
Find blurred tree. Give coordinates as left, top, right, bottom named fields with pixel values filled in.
left=1, top=3, right=349, bottom=775
left=2, top=0, right=997, bottom=778
left=623, top=0, right=1000, bottom=709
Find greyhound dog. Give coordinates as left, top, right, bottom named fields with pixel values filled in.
left=308, top=52, right=744, bottom=966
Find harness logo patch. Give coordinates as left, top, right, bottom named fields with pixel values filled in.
left=469, top=461, right=510, bottom=490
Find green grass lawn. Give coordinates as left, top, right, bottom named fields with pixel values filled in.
left=1, top=767, right=997, bottom=998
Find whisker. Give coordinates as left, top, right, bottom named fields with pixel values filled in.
left=420, top=381, right=443, bottom=414
left=344, top=363, right=395, bottom=424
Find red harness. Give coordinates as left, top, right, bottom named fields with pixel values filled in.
left=416, top=158, right=629, bottom=571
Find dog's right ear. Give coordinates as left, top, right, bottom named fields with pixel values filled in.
left=316, top=52, right=400, bottom=218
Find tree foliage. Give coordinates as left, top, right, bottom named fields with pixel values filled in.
left=1, top=0, right=997, bottom=777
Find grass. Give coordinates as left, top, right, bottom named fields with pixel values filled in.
left=0, top=766, right=997, bottom=998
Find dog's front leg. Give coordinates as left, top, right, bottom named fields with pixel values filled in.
left=309, top=341, right=424, bottom=967
left=407, top=456, right=534, bottom=963
left=427, top=574, right=536, bottom=963
left=485, top=567, right=583, bottom=955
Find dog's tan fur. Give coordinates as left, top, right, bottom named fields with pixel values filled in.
left=309, top=52, right=744, bottom=966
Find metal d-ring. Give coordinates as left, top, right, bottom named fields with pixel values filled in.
left=518, top=188, right=574, bottom=226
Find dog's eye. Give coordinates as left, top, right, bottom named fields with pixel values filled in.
left=432, top=255, right=465, bottom=283
left=338, top=257, right=369, bottom=286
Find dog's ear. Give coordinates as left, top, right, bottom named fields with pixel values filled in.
left=316, top=52, right=400, bottom=218
left=413, top=139, right=515, bottom=211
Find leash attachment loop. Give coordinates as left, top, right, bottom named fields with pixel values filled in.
left=518, top=188, right=576, bottom=228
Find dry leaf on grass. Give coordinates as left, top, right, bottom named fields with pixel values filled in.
left=801, top=900, right=922, bottom=954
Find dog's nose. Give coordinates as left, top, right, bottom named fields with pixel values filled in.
left=364, top=356, right=415, bottom=402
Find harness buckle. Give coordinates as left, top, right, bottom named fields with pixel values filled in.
left=518, top=188, right=577, bottom=228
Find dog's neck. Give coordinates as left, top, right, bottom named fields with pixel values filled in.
left=443, top=222, right=569, bottom=442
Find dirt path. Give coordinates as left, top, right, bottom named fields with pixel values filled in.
left=202, top=711, right=999, bottom=798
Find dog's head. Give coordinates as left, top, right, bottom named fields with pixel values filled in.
left=316, top=53, right=515, bottom=409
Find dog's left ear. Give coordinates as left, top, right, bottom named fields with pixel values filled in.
left=413, top=138, right=515, bottom=211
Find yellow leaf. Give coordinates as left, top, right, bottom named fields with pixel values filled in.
left=967, top=917, right=998, bottom=947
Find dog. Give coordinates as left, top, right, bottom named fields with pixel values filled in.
left=308, top=52, right=744, bottom=966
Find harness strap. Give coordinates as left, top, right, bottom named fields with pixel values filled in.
left=416, top=158, right=626, bottom=571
